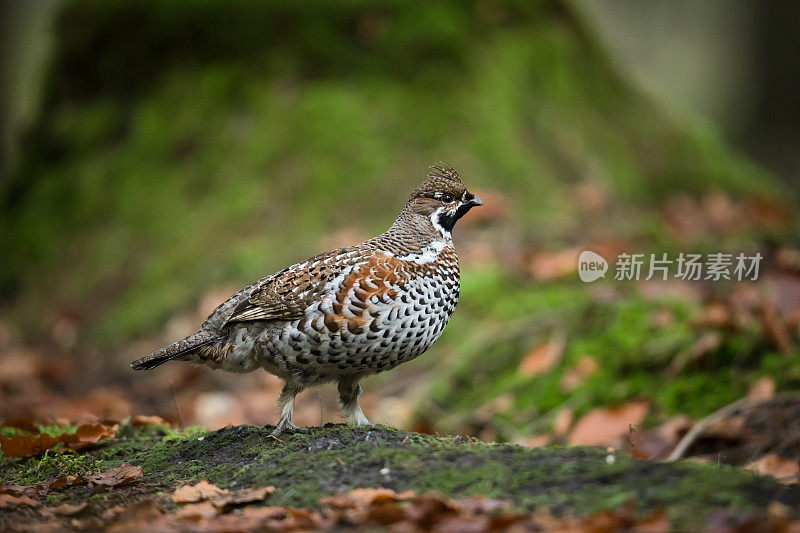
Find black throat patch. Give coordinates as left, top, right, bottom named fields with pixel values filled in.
left=437, top=203, right=474, bottom=233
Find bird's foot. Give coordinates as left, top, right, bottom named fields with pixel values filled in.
left=270, top=418, right=310, bottom=437
left=347, top=409, right=371, bottom=426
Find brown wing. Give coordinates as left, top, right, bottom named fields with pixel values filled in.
left=225, top=268, right=319, bottom=324
left=224, top=249, right=359, bottom=325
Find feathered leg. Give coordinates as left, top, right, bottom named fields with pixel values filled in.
left=272, top=380, right=307, bottom=436
left=338, top=379, right=371, bottom=426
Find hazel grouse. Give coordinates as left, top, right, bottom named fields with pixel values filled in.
left=131, top=164, right=482, bottom=435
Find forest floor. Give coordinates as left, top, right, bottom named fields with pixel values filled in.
left=3, top=423, right=800, bottom=531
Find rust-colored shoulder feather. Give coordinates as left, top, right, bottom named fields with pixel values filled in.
left=224, top=247, right=365, bottom=325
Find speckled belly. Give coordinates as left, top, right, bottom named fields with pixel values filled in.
left=255, top=274, right=459, bottom=382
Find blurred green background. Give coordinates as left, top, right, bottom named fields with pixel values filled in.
left=1, top=0, right=799, bottom=443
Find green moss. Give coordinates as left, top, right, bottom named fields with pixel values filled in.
left=4, top=424, right=796, bottom=528
left=0, top=450, right=97, bottom=485
left=132, top=423, right=800, bottom=526
left=38, top=424, right=81, bottom=438
left=0, top=427, right=29, bottom=439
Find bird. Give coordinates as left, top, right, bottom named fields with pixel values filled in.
left=131, top=163, right=482, bottom=435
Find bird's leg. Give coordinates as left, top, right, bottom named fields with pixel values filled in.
left=338, top=379, right=371, bottom=426
left=272, top=381, right=308, bottom=436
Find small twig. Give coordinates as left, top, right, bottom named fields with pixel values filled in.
left=269, top=434, right=287, bottom=445
left=667, top=397, right=751, bottom=461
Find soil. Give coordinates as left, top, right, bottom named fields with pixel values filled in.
left=2, top=424, right=800, bottom=530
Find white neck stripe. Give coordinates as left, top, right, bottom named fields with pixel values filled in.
left=429, top=207, right=451, bottom=239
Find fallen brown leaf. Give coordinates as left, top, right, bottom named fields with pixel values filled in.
left=0, top=474, right=84, bottom=499
left=455, top=495, right=512, bottom=515
left=520, top=434, right=551, bottom=447
left=0, top=422, right=117, bottom=457
left=321, top=494, right=359, bottom=510
left=367, top=498, right=406, bottom=525
left=131, top=415, right=170, bottom=427
left=634, top=508, right=672, bottom=533
left=433, top=515, right=490, bottom=532
left=53, top=502, right=88, bottom=516
left=47, top=474, right=86, bottom=490
left=746, top=195, right=794, bottom=230
left=481, top=393, right=513, bottom=414
left=748, top=454, right=800, bottom=483
left=212, top=486, right=275, bottom=509
left=0, top=432, right=60, bottom=458
left=490, top=513, right=530, bottom=530
left=572, top=182, right=608, bottom=211
left=0, top=493, right=40, bottom=508
left=528, top=249, right=580, bottom=281
left=693, top=303, right=732, bottom=328
left=60, top=423, right=118, bottom=451
left=104, top=499, right=164, bottom=530
left=761, top=302, right=793, bottom=354
left=3, top=486, right=683, bottom=533
left=323, top=486, right=416, bottom=526
left=518, top=334, right=565, bottom=378
left=748, top=376, right=776, bottom=401
left=239, top=506, right=288, bottom=520
left=261, top=507, right=327, bottom=530
left=569, top=401, right=649, bottom=446
left=561, top=356, right=598, bottom=391
left=0, top=418, right=40, bottom=434
left=0, top=483, right=44, bottom=497
left=175, top=501, right=219, bottom=520
left=404, top=494, right=466, bottom=530
left=101, top=504, right=126, bottom=521
left=347, top=487, right=412, bottom=506
left=776, top=247, right=800, bottom=274
left=172, top=480, right=227, bottom=503
left=553, top=407, right=574, bottom=437
left=88, top=463, right=143, bottom=487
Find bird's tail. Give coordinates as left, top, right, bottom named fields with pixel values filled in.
left=130, top=332, right=218, bottom=370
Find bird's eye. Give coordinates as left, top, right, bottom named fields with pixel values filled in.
left=441, top=194, right=454, bottom=203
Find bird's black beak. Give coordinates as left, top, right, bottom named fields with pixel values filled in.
left=464, top=191, right=483, bottom=208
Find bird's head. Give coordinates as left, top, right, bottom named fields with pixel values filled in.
left=405, top=163, right=483, bottom=236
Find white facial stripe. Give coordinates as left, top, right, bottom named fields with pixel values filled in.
left=429, top=207, right=449, bottom=239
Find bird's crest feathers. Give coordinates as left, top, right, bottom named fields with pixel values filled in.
left=426, top=162, right=462, bottom=184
